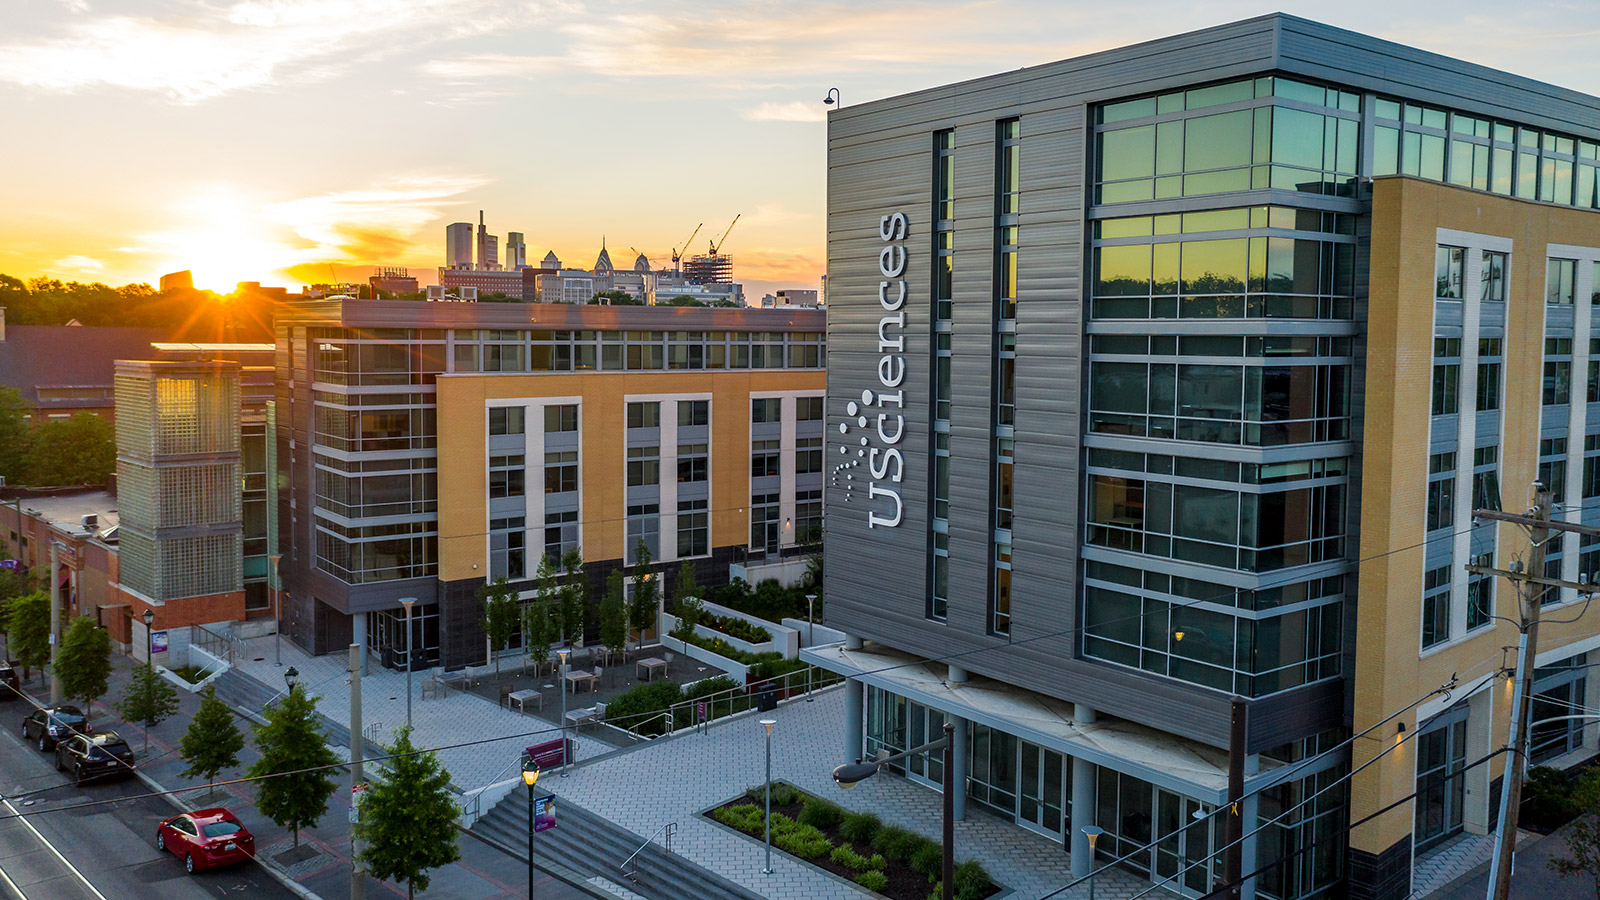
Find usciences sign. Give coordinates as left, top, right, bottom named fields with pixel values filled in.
left=833, top=212, right=909, bottom=528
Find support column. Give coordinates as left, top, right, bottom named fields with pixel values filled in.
left=1239, top=754, right=1259, bottom=900
left=844, top=677, right=864, bottom=764
left=1070, top=703, right=1097, bottom=877
left=946, top=664, right=968, bottom=821
left=351, top=612, right=368, bottom=676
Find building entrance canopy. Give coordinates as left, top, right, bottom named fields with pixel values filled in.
left=802, top=641, right=1309, bottom=804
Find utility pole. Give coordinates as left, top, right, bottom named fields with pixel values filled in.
left=347, top=644, right=367, bottom=900
left=1472, top=489, right=1600, bottom=900
left=48, top=541, right=61, bottom=704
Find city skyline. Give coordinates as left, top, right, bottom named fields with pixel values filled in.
left=4, top=0, right=1600, bottom=300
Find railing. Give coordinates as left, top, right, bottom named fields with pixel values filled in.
left=463, top=755, right=526, bottom=823
left=192, top=623, right=236, bottom=666
left=617, top=665, right=843, bottom=740
left=620, top=821, right=676, bottom=882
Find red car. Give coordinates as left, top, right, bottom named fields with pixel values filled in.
left=155, top=809, right=256, bottom=873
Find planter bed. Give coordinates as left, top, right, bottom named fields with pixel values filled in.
left=705, top=783, right=998, bottom=900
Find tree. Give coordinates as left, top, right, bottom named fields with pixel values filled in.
left=1552, top=768, right=1600, bottom=898
left=0, top=387, right=31, bottom=485
left=477, top=576, right=520, bottom=688
left=360, top=727, right=461, bottom=899
left=23, top=412, right=116, bottom=486
left=522, top=599, right=554, bottom=675
left=599, top=571, right=627, bottom=660
left=55, top=617, right=112, bottom=719
left=116, top=664, right=180, bottom=753
left=629, top=540, right=657, bottom=652
left=248, top=685, right=339, bottom=847
left=180, top=686, right=244, bottom=796
left=588, top=289, right=642, bottom=305
left=5, top=591, right=49, bottom=679
left=559, top=549, right=587, bottom=647
left=672, top=561, right=699, bottom=608
left=660, top=295, right=706, bottom=307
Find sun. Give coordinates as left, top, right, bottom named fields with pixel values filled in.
left=146, top=186, right=307, bottom=292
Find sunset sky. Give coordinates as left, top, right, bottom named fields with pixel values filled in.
left=4, top=1, right=1599, bottom=301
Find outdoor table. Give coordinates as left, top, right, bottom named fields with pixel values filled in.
left=564, top=707, right=598, bottom=732
left=637, top=657, right=667, bottom=683
left=508, top=688, right=542, bottom=714
left=565, top=670, right=596, bottom=693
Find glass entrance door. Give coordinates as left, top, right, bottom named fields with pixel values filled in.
left=1153, top=790, right=1217, bottom=896
left=1019, top=741, right=1066, bottom=837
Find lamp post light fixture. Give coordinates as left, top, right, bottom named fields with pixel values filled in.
left=805, top=593, right=817, bottom=700
left=823, top=87, right=841, bottom=108
left=399, top=598, right=416, bottom=731
left=284, top=666, right=299, bottom=694
left=558, top=649, right=571, bottom=776
left=141, top=608, right=155, bottom=672
left=834, top=721, right=957, bottom=900
left=1080, top=826, right=1105, bottom=900
left=521, top=756, right=541, bottom=900
left=760, top=719, right=777, bottom=874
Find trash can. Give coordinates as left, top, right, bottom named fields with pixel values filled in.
left=758, top=685, right=779, bottom=712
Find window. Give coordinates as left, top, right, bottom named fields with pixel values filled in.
left=751, top=398, right=781, bottom=424
left=625, top=504, right=659, bottom=563
left=992, top=543, right=1012, bottom=635
left=544, top=404, right=577, bottom=433
left=543, top=510, right=577, bottom=564
left=490, top=516, right=526, bottom=580
left=677, top=443, right=708, bottom=483
left=1421, top=566, right=1450, bottom=649
left=1590, top=339, right=1600, bottom=403
left=933, top=432, right=950, bottom=519
left=677, top=499, right=708, bottom=557
left=1585, top=434, right=1600, bottom=499
left=1481, top=251, right=1507, bottom=302
left=995, top=439, right=1015, bottom=531
left=544, top=451, right=577, bottom=494
left=1548, top=258, right=1577, bottom=305
left=1544, top=338, right=1573, bottom=406
left=677, top=400, right=708, bottom=427
left=1474, top=446, right=1501, bottom=511
left=929, top=531, right=949, bottom=620
left=996, top=336, right=1016, bottom=426
left=935, top=332, right=952, bottom=421
left=1414, top=717, right=1468, bottom=851
left=489, top=454, right=525, bottom=498
left=796, top=396, right=823, bottom=421
left=996, top=119, right=1020, bottom=321
left=751, top=493, right=780, bottom=553
left=1477, top=338, right=1502, bottom=410
left=489, top=407, right=525, bottom=435
left=1467, top=552, right=1494, bottom=630
left=1426, top=452, right=1455, bottom=533
left=627, top=402, right=660, bottom=429
left=795, top=489, right=822, bottom=544
left=1530, top=655, right=1589, bottom=763
left=1436, top=247, right=1465, bottom=299
left=751, top=440, right=780, bottom=478
left=934, top=130, right=955, bottom=323
left=626, top=446, right=659, bottom=486
left=1432, top=338, right=1460, bottom=415
left=795, top=437, right=822, bottom=475
left=1539, top=437, right=1568, bottom=500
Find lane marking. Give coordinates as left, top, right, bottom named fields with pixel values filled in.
left=0, top=735, right=111, bottom=900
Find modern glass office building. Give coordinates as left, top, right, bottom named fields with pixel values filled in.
left=806, top=15, right=1600, bottom=900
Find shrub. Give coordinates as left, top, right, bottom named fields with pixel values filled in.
left=747, top=656, right=809, bottom=685
left=714, top=804, right=763, bottom=834
left=770, top=782, right=799, bottom=806
left=605, top=680, right=684, bottom=735
left=831, top=844, right=870, bottom=871
left=869, top=853, right=887, bottom=871
left=871, top=824, right=920, bottom=860
left=770, top=813, right=832, bottom=858
left=954, top=859, right=992, bottom=900
left=840, top=811, right=882, bottom=844
left=910, top=839, right=944, bottom=881
left=798, top=797, right=845, bottom=831
left=854, top=870, right=889, bottom=892
left=703, top=613, right=769, bottom=644
left=1523, top=765, right=1577, bottom=830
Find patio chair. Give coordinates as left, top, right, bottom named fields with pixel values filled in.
left=593, top=665, right=605, bottom=689
left=421, top=667, right=444, bottom=700
left=499, top=683, right=515, bottom=708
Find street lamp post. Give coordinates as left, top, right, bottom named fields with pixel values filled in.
left=399, top=598, right=416, bottom=731
left=834, top=721, right=956, bottom=900
left=521, top=757, right=541, bottom=900
left=805, top=593, right=816, bottom=701
left=1081, top=827, right=1104, bottom=900
left=761, top=719, right=777, bottom=874
left=141, top=608, right=155, bottom=672
left=558, top=649, right=571, bottom=776
left=269, top=555, right=283, bottom=666
left=284, top=666, right=298, bottom=694
left=823, top=88, right=841, bottom=108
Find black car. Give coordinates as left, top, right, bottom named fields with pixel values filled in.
left=0, top=663, right=18, bottom=700
left=21, top=705, right=89, bottom=751
left=54, top=730, right=134, bottom=784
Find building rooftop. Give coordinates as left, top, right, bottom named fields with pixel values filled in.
left=0, top=325, right=171, bottom=412
left=10, top=489, right=119, bottom=540
left=279, top=298, right=824, bottom=331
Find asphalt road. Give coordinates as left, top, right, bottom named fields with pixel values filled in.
left=0, top=702, right=301, bottom=900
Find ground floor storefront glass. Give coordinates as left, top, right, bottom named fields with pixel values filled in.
left=367, top=602, right=440, bottom=669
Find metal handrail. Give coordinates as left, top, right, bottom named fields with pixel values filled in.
left=621, top=665, right=843, bottom=739
left=464, top=754, right=525, bottom=820
left=620, top=821, right=677, bottom=876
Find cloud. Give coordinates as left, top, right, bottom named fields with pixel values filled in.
left=266, top=172, right=493, bottom=264
left=742, top=101, right=826, bottom=123
left=0, top=0, right=544, bottom=102
left=53, top=255, right=104, bottom=272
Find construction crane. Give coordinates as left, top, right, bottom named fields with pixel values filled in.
left=708, top=214, right=741, bottom=255
left=671, top=223, right=703, bottom=275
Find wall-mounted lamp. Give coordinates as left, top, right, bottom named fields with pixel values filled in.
left=823, top=88, right=841, bottom=108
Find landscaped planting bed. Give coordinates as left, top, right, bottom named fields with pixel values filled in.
left=706, top=783, right=997, bottom=900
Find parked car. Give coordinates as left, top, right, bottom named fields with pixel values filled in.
left=0, top=663, right=18, bottom=700
left=21, top=705, right=89, bottom=751
left=156, top=809, right=256, bottom=873
left=54, top=730, right=135, bottom=785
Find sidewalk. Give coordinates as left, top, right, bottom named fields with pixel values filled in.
left=1429, top=821, right=1591, bottom=900
left=64, top=656, right=596, bottom=900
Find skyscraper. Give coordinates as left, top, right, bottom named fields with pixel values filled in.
left=506, top=232, right=527, bottom=269
left=476, top=210, right=499, bottom=270
left=445, top=222, right=473, bottom=269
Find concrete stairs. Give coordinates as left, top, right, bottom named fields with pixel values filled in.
left=473, top=789, right=765, bottom=900
left=211, top=669, right=389, bottom=763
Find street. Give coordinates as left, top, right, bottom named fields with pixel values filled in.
left=0, top=698, right=300, bottom=900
